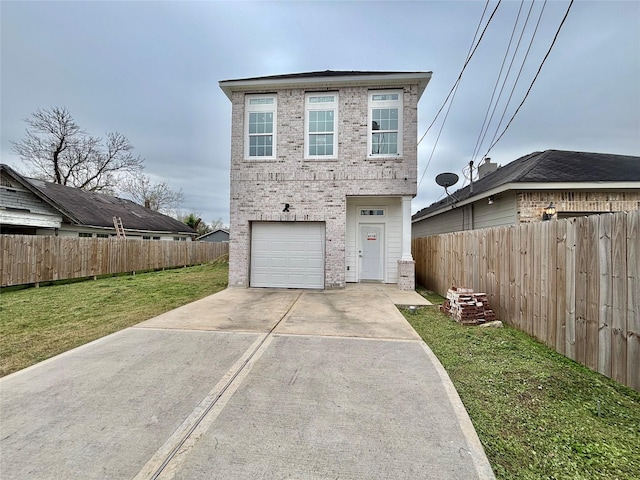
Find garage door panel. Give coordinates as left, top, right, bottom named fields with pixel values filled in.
left=270, top=257, right=289, bottom=268
left=251, top=222, right=325, bottom=289
left=307, top=258, right=324, bottom=269
left=288, top=258, right=309, bottom=268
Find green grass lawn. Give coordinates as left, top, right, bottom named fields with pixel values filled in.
left=404, top=288, right=640, bottom=480
left=0, top=261, right=228, bottom=377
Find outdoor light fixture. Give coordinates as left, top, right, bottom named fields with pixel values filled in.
left=542, top=202, right=556, bottom=220
left=488, top=196, right=494, bottom=205
left=283, top=203, right=290, bottom=212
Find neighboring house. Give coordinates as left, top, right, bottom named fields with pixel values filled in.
left=0, top=164, right=196, bottom=240
left=219, top=70, right=432, bottom=290
left=197, top=228, right=229, bottom=242
left=412, top=150, right=640, bottom=237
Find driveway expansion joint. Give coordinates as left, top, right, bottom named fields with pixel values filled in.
left=134, top=291, right=303, bottom=480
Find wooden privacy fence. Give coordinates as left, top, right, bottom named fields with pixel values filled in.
left=413, top=210, right=639, bottom=391
left=1, top=235, right=229, bottom=287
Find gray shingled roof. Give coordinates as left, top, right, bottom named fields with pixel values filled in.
left=413, top=150, right=640, bottom=220
left=2, top=164, right=195, bottom=234
left=220, top=70, right=431, bottom=83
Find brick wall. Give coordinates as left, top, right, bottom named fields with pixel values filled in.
left=517, top=190, right=640, bottom=223
left=228, top=84, right=419, bottom=288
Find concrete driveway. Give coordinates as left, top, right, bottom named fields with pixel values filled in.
left=0, top=285, right=494, bottom=480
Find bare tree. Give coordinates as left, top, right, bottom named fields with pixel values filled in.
left=11, top=107, right=144, bottom=192
left=119, top=172, right=184, bottom=214
left=210, top=218, right=228, bottom=231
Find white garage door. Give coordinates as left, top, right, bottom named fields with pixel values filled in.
left=251, top=222, right=325, bottom=289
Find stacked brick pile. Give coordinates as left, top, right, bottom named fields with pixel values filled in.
left=440, top=286, right=497, bottom=325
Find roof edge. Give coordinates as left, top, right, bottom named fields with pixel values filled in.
left=219, top=70, right=433, bottom=100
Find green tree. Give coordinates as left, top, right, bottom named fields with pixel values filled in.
left=183, top=213, right=210, bottom=236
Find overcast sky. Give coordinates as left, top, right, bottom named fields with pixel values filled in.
left=2, top=0, right=639, bottom=225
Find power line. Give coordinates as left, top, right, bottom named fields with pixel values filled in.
left=482, top=0, right=574, bottom=158
left=417, top=0, right=500, bottom=147
left=417, top=0, right=501, bottom=189
left=470, top=0, right=529, bottom=164
left=418, top=80, right=462, bottom=188
left=485, top=0, right=548, bottom=153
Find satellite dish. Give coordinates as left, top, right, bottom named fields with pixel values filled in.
left=435, top=172, right=460, bottom=203
left=435, top=172, right=459, bottom=188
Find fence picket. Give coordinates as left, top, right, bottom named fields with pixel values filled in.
left=575, top=216, right=589, bottom=366
left=626, top=212, right=639, bottom=390
left=611, top=213, right=628, bottom=384
left=585, top=215, right=600, bottom=371
left=598, top=214, right=613, bottom=377
left=555, top=219, right=567, bottom=355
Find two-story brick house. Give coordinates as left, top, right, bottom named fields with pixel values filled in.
left=219, top=71, right=431, bottom=290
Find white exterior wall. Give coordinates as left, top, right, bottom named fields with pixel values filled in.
left=345, top=196, right=402, bottom=283
left=228, top=83, right=420, bottom=288
left=1, top=184, right=62, bottom=228
left=1, top=185, right=55, bottom=215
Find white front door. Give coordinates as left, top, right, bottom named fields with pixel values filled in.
left=359, top=224, right=384, bottom=281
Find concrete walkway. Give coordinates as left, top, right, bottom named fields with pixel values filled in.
left=0, top=285, right=494, bottom=480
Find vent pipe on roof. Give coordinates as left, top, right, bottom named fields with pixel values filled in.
left=469, top=160, right=474, bottom=194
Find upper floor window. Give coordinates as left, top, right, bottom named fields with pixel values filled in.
left=245, top=95, right=276, bottom=159
left=305, top=93, right=338, bottom=159
left=368, top=90, right=403, bottom=157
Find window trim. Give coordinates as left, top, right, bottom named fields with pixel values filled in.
left=304, top=92, right=338, bottom=160
left=368, top=89, right=403, bottom=158
left=244, top=94, right=277, bottom=160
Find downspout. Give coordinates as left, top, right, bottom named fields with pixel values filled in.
left=470, top=203, right=474, bottom=230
